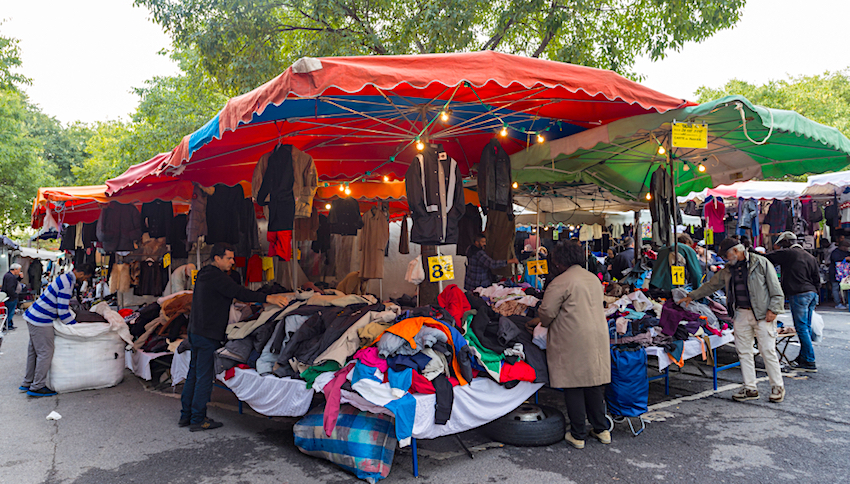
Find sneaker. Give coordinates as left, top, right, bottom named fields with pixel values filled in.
left=18, top=385, right=29, bottom=392
left=590, top=429, right=612, bottom=444
left=769, top=386, right=785, bottom=403
left=27, top=387, right=57, bottom=397
left=836, top=304, right=848, bottom=310
left=790, top=361, right=817, bottom=373
left=189, top=418, right=223, bottom=432
left=732, top=388, right=759, bottom=402
left=178, top=418, right=190, bottom=428
left=565, top=433, right=585, bottom=449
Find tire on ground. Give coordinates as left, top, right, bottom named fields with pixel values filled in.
left=482, top=404, right=566, bottom=446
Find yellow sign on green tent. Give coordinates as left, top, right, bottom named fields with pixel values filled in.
left=672, top=122, right=708, bottom=149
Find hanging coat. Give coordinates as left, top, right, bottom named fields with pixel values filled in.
left=186, top=183, right=211, bottom=247
left=359, top=207, right=390, bottom=279
left=538, top=265, right=611, bottom=388
left=255, top=144, right=296, bottom=232
left=456, top=203, right=483, bottom=256
left=398, top=216, right=410, bottom=255
left=405, top=144, right=465, bottom=245
left=253, top=144, right=317, bottom=219
left=97, top=202, right=143, bottom=252
left=478, top=139, right=512, bottom=214
left=329, top=198, right=363, bottom=235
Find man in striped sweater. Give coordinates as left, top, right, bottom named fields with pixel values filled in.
left=20, top=264, right=94, bottom=397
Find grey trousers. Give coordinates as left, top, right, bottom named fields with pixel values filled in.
left=22, top=322, right=55, bottom=391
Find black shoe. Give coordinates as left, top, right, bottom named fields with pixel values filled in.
left=189, top=418, right=223, bottom=432
left=178, top=418, right=190, bottom=428
left=790, top=361, right=817, bottom=373
left=27, top=387, right=58, bottom=397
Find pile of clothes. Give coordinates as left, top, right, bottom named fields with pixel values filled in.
left=472, top=283, right=541, bottom=317
left=604, top=285, right=730, bottom=367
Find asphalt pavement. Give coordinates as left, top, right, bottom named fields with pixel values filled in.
left=1, top=306, right=849, bottom=484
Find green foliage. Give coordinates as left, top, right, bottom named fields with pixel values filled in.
left=26, top=111, right=94, bottom=185
left=0, top=27, right=30, bottom=90
left=696, top=70, right=850, bottom=136
left=135, top=0, right=746, bottom=92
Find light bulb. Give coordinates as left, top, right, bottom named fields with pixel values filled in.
left=657, top=145, right=666, bottom=156
left=440, top=111, right=449, bottom=122
left=416, top=140, right=425, bottom=151
left=532, top=228, right=536, bottom=233
left=344, top=187, right=351, bottom=195
left=544, top=226, right=549, bottom=231
left=536, top=134, right=544, bottom=143
left=383, top=175, right=389, bottom=182
left=325, top=203, right=331, bottom=210
left=683, top=163, right=690, bottom=171
left=645, top=193, right=652, bottom=201
left=500, top=126, right=508, bottom=137
left=512, top=182, right=518, bottom=189
left=698, top=163, right=706, bottom=172
left=338, top=184, right=345, bottom=192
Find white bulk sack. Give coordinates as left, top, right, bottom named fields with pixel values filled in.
left=49, top=302, right=133, bottom=393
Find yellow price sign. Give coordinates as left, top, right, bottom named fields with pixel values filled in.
left=672, top=122, right=708, bottom=149
left=100, top=267, right=108, bottom=277
left=427, top=255, right=454, bottom=282
left=163, top=253, right=171, bottom=268
left=527, top=259, right=549, bottom=276
left=191, top=269, right=199, bottom=286
left=671, top=265, right=685, bottom=286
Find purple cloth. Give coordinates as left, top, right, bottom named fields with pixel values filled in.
left=659, top=301, right=702, bottom=337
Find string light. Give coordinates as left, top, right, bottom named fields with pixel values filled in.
left=512, top=182, right=518, bottom=189
left=325, top=203, right=331, bottom=210
left=500, top=125, right=508, bottom=137
left=657, top=145, right=666, bottom=156
left=536, top=133, right=545, bottom=143
left=645, top=193, right=652, bottom=201
left=383, top=175, right=389, bottom=182
left=683, top=163, right=690, bottom=172
left=415, top=137, right=425, bottom=151
left=344, top=186, right=352, bottom=195
left=440, top=110, right=449, bottom=122
left=698, top=163, right=706, bottom=172
left=338, top=184, right=345, bottom=192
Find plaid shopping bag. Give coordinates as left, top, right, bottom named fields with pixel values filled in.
left=836, top=261, right=850, bottom=281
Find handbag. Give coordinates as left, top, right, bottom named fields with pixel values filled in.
left=835, top=261, right=850, bottom=282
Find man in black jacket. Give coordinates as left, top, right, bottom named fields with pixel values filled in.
left=609, top=238, right=635, bottom=281
left=180, top=243, right=289, bottom=431
left=766, top=232, right=821, bottom=372
left=2, top=263, right=22, bottom=330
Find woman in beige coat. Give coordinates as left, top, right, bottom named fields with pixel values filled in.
left=539, top=240, right=611, bottom=449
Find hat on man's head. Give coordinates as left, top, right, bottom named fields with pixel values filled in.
left=775, top=231, right=797, bottom=245
left=839, top=239, right=850, bottom=249
left=718, top=237, right=741, bottom=256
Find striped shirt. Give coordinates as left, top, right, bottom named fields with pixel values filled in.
left=24, top=272, right=77, bottom=326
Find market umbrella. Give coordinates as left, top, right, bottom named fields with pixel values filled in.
left=106, top=51, right=692, bottom=194
left=802, top=169, right=850, bottom=196
left=510, top=95, right=850, bottom=202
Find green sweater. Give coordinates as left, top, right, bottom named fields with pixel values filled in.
left=650, top=244, right=704, bottom=291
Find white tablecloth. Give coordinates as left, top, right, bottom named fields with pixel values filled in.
left=125, top=350, right=170, bottom=381
left=171, top=350, right=191, bottom=385
left=645, top=329, right=735, bottom=371
left=217, top=367, right=314, bottom=417
left=337, top=378, right=543, bottom=440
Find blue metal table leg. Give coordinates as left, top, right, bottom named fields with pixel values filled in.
left=411, top=438, right=419, bottom=477
left=238, top=400, right=243, bottom=415
left=534, top=390, right=539, bottom=404
left=713, top=348, right=718, bottom=390
left=664, top=367, right=669, bottom=395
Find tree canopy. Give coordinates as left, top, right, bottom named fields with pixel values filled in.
left=135, top=0, right=746, bottom=95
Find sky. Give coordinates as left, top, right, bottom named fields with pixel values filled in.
left=2, top=0, right=850, bottom=125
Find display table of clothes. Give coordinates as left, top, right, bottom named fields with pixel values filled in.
left=125, top=349, right=171, bottom=381
left=604, top=284, right=740, bottom=394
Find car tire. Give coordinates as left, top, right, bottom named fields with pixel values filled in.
left=482, top=404, right=566, bottom=446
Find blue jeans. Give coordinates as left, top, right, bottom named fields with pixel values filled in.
left=4, top=300, right=17, bottom=329
left=180, top=333, right=221, bottom=424
left=832, top=281, right=844, bottom=305
left=789, top=292, right=818, bottom=364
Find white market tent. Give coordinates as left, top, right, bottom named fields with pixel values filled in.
left=678, top=180, right=806, bottom=203
left=802, top=170, right=850, bottom=196
left=17, top=247, right=63, bottom=261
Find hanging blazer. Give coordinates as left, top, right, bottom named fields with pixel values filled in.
left=253, top=144, right=318, bottom=219
left=405, top=144, right=466, bottom=245
left=256, top=144, right=296, bottom=232
left=478, top=139, right=512, bottom=214
left=97, top=202, right=143, bottom=252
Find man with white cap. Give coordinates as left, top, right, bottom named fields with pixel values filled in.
left=680, top=237, right=786, bottom=403
left=766, top=232, right=820, bottom=372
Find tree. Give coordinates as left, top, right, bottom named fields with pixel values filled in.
left=0, top=27, right=30, bottom=90
left=696, top=70, right=850, bottom=136
left=26, top=111, right=95, bottom=185
left=135, top=0, right=746, bottom=94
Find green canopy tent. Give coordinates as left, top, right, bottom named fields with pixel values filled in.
left=509, top=95, right=850, bottom=203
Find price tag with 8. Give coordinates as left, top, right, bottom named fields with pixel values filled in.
left=427, top=255, right=454, bottom=282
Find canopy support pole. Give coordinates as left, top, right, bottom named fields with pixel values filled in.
left=291, top=238, right=297, bottom=291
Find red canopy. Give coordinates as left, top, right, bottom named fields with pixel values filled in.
left=107, top=51, right=692, bottom=195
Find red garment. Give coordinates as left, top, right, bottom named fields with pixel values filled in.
left=117, top=308, right=133, bottom=318
left=234, top=256, right=247, bottom=268
left=499, top=361, right=536, bottom=383
left=246, top=254, right=264, bottom=283
left=704, top=198, right=726, bottom=232
left=437, top=284, right=470, bottom=328
left=323, top=363, right=355, bottom=436
left=267, top=230, right=293, bottom=260
left=409, top=371, right=464, bottom=394
left=223, top=364, right=251, bottom=381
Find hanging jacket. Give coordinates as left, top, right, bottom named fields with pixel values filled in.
left=206, top=184, right=244, bottom=244
left=97, top=202, right=143, bottom=252
left=141, top=200, right=173, bottom=239
left=648, top=167, right=673, bottom=246
left=186, top=183, right=210, bottom=246
left=253, top=144, right=318, bottom=219
left=328, top=198, right=363, bottom=235
left=456, top=203, right=482, bottom=256
left=398, top=216, right=410, bottom=255
left=312, top=213, right=332, bottom=253
left=405, top=144, right=466, bottom=245
left=478, top=139, right=512, bottom=214
left=255, top=144, right=296, bottom=232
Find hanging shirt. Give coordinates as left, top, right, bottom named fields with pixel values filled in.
left=703, top=197, right=726, bottom=232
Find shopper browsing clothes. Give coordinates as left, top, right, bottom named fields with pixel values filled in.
left=766, top=232, right=821, bottom=372
left=681, top=238, right=786, bottom=403
left=2, top=263, right=23, bottom=330
left=539, top=240, right=611, bottom=449
left=609, top=237, right=635, bottom=280
left=180, top=243, right=289, bottom=431
left=20, top=263, right=94, bottom=397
